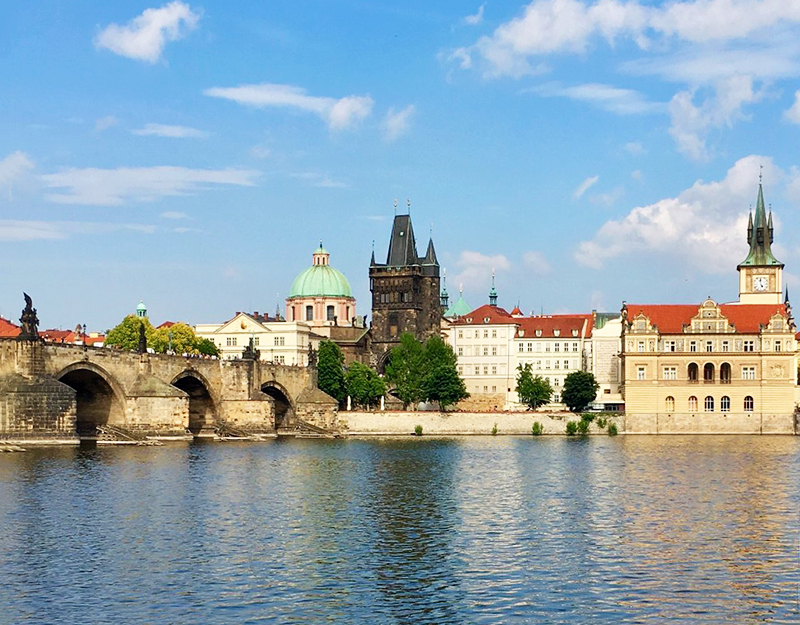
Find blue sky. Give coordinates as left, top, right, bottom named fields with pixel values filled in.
left=3, top=0, right=800, bottom=331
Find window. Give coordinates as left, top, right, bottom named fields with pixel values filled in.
left=704, top=396, right=714, bottom=412
left=458, top=330, right=463, bottom=339
left=519, top=343, right=524, bottom=352
left=663, top=366, right=677, bottom=380
left=554, top=343, right=560, bottom=352
left=744, top=396, right=754, bottom=411
left=483, top=386, right=488, bottom=392
left=528, top=343, right=533, bottom=352
left=721, top=396, right=730, bottom=412
left=554, top=378, right=560, bottom=387
left=664, top=340, right=676, bottom=352
left=274, top=336, right=285, bottom=346
left=720, top=363, right=731, bottom=384
left=705, top=341, right=713, bottom=352
left=492, top=366, right=497, bottom=375
left=492, top=386, right=497, bottom=392
left=536, top=343, right=542, bottom=352
left=722, top=341, right=729, bottom=352
left=458, top=366, right=463, bottom=375
left=483, top=347, right=489, bottom=356
left=742, top=366, right=756, bottom=380
left=553, top=393, right=560, bottom=402
left=291, top=307, right=296, bottom=321
left=305, top=305, right=313, bottom=321
left=483, top=330, right=489, bottom=338
left=703, top=363, right=715, bottom=382
left=483, top=366, right=489, bottom=375
left=665, top=396, right=675, bottom=411
left=637, top=366, right=646, bottom=380
left=226, top=337, right=237, bottom=347
left=545, top=343, right=550, bottom=352
left=573, top=343, right=579, bottom=352
left=275, top=355, right=285, bottom=364
left=492, top=329, right=497, bottom=338
left=458, top=347, right=463, bottom=356
left=492, top=347, right=497, bottom=356
left=689, top=396, right=698, bottom=412
left=688, top=363, right=698, bottom=382
left=689, top=341, right=697, bottom=352
left=554, top=360, right=560, bottom=369
left=564, top=360, right=569, bottom=369
left=474, top=366, right=480, bottom=375
left=743, top=340, right=755, bottom=352
left=637, top=341, right=645, bottom=353
left=545, top=360, right=551, bottom=369
left=326, top=305, right=335, bottom=321
left=775, top=341, right=782, bottom=352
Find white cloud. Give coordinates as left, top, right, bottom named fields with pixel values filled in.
left=668, top=75, right=763, bottom=160
left=463, top=5, right=485, bottom=26
left=453, top=250, right=512, bottom=289
left=523, top=250, right=552, bottom=275
left=132, top=123, right=209, bottom=138
left=95, top=115, right=119, bottom=132
left=573, top=174, right=599, bottom=198
left=783, top=90, right=800, bottom=124
left=160, top=211, right=189, bottom=219
left=576, top=154, right=784, bottom=271
left=529, top=82, right=662, bottom=115
left=290, top=172, right=348, bottom=188
left=0, top=220, right=156, bottom=242
left=41, top=165, right=259, bottom=206
left=625, top=141, right=645, bottom=155
left=383, top=105, right=415, bottom=141
left=204, top=83, right=374, bottom=130
left=454, top=0, right=800, bottom=77
left=0, top=151, right=35, bottom=190
left=95, top=1, right=201, bottom=63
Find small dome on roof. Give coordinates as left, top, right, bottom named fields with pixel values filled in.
left=288, top=245, right=353, bottom=299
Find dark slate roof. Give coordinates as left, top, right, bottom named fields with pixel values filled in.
left=385, top=214, right=419, bottom=266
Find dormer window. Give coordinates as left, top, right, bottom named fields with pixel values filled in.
left=535, top=329, right=542, bottom=337
left=554, top=329, right=560, bottom=337
left=572, top=329, right=578, bottom=337
left=484, top=317, right=490, bottom=323
left=466, top=317, right=473, bottom=323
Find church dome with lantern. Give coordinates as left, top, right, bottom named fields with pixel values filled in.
left=286, top=244, right=356, bottom=326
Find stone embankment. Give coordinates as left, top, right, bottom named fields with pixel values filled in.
left=340, top=410, right=623, bottom=436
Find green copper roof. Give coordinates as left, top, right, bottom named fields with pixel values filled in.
left=288, top=253, right=353, bottom=299
left=136, top=300, right=147, bottom=312
left=445, top=294, right=471, bottom=318
left=739, top=184, right=782, bottom=267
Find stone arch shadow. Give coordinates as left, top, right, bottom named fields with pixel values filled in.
left=56, top=362, right=127, bottom=437
left=171, top=370, right=218, bottom=436
left=260, top=381, right=294, bottom=428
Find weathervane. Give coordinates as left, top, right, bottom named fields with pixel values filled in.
left=759, top=163, right=763, bottom=184
left=407, top=198, right=411, bottom=214
left=393, top=198, right=397, bottom=216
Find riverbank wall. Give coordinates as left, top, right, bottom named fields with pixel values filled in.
left=340, top=410, right=623, bottom=436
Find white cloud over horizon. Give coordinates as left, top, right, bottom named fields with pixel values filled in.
left=576, top=154, right=785, bottom=271
left=0, top=151, right=35, bottom=192
left=95, top=1, right=201, bottom=63
left=463, top=5, right=485, bottom=26
left=0, top=220, right=157, bottom=242
left=204, top=83, right=374, bottom=130
left=452, top=250, right=512, bottom=290
left=573, top=175, right=599, bottom=198
left=41, top=165, right=259, bottom=206
left=529, top=82, right=663, bottom=115
left=132, top=123, right=209, bottom=138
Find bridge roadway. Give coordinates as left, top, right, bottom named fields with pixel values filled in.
left=0, top=339, right=338, bottom=441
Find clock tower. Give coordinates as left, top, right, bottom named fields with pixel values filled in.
left=737, top=183, right=783, bottom=304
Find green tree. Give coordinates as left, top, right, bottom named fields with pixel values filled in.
left=515, top=364, right=553, bottom=410
left=317, top=340, right=346, bottom=404
left=196, top=337, right=220, bottom=357
left=561, top=371, right=599, bottom=412
left=385, top=333, right=425, bottom=409
left=422, top=364, right=469, bottom=411
left=345, top=361, right=386, bottom=409
left=105, top=315, right=155, bottom=351
left=151, top=323, right=205, bottom=355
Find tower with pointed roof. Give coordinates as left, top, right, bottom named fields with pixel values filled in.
left=737, top=182, right=784, bottom=304
left=369, top=211, right=442, bottom=365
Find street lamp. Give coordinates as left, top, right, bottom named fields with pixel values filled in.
left=82, top=323, right=87, bottom=352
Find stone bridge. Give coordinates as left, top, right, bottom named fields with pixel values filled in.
left=0, top=339, right=337, bottom=442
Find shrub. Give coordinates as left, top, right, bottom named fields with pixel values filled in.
left=596, top=417, right=607, bottom=429
left=566, top=421, right=578, bottom=436
left=531, top=421, right=543, bottom=436
left=608, top=423, right=618, bottom=436
left=580, top=412, right=595, bottom=423
left=576, top=419, right=590, bottom=435
left=414, top=424, right=423, bottom=436
left=491, top=423, right=498, bottom=436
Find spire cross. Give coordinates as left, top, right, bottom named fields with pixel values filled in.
left=393, top=199, right=397, bottom=216
left=759, top=164, right=763, bottom=184
left=407, top=198, right=411, bottom=214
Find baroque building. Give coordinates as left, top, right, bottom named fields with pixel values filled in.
left=370, top=213, right=442, bottom=366
left=621, top=183, right=797, bottom=433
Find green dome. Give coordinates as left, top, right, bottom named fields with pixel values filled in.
left=136, top=300, right=147, bottom=312
left=289, top=265, right=352, bottom=298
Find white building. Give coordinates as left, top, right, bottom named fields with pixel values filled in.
left=195, top=312, right=321, bottom=364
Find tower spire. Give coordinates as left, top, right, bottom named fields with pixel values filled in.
left=739, top=181, right=781, bottom=268
left=489, top=269, right=498, bottom=306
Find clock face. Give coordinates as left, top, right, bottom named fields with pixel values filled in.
left=753, top=275, right=769, bottom=291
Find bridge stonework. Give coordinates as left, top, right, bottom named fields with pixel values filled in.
left=0, top=339, right=337, bottom=441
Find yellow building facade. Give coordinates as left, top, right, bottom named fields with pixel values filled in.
left=621, top=184, right=798, bottom=433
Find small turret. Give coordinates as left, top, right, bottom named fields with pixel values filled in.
left=739, top=183, right=782, bottom=268
left=489, top=269, right=498, bottom=306
left=747, top=211, right=753, bottom=245
left=440, top=269, right=449, bottom=308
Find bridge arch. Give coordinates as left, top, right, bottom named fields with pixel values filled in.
left=56, top=362, right=126, bottom=437
left=261, top=381, right=294, bottom=428
left=171, top=370, right=218, bottom=436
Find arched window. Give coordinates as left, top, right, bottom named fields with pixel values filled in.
left=744, top=396, right=754, bottom=412
left=703, top=363, right=715, bottom=382
left=665, top=396, right=675, bottom=411
left=688, top=363, right=699, bottom=382
left=305, top=305, right=313, bottom=321
left=720, top=362, right=731, bottom=384
left=704, top=396, right=714, bottom=412
left=326, top=305, right=335, bottom=321
left=721, top=396, right=730, bottom=412
left=689, top=396, right=698, bottom=412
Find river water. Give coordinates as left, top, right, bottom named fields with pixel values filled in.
left=1, top=436, right=799, bottom=624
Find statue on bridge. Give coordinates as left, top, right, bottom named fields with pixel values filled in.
left=137, top=321, right=148, bottom=354
left=17, top=292, right=40, bottom=341
left=307, top=343, right=317, bottom=368
left=242, top=337, right=260, bottom=361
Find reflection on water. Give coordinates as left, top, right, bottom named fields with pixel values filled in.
left=0, top=436, right=799, bottom=624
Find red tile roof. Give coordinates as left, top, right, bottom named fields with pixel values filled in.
left=41, top=329, right=76, bottom=343
left=515, top=314, right=593, bottom=339
left=510, top=306, right=523, bottom=316
left=626, top=303, right=789, bottom=334
left=450, top=304, right=515, bottom=325
left=157, top=321, right=177, bottom=329
left=0, top=316, right=20, bottom=338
